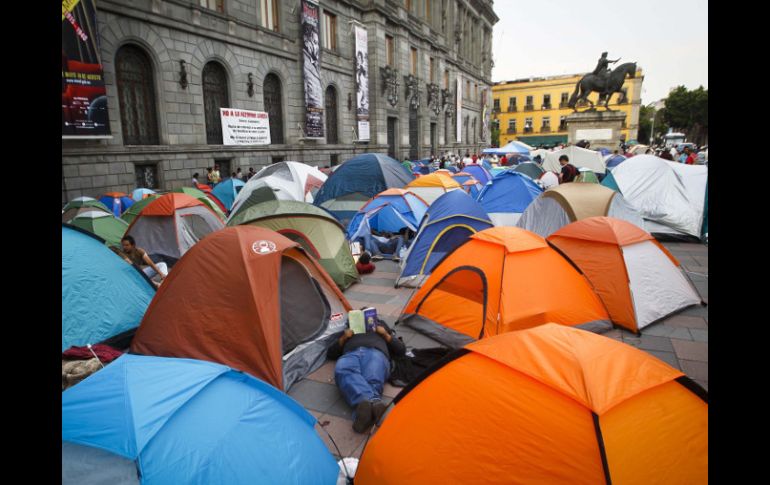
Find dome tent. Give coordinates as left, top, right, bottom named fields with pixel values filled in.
left=62, top=354, right=338, bottom=485
left=62, top=197, right=112, bottom=223
left=462, top=164, right=492, bottom=185
left=172, top=186, right=228, bottom=220
left=357, top=324, right=707, bottom=484
left=396, top=190, right=493, bottom=288
left=400, top=227, right=611, bottom=348
left=548, top=217, right=703, bottom=334
left=314, top=153, right=414, bottom=224
left=475, top=171, right=543, bottom=226
left=513, top=161, right=545, bottom=180
left=69, top=210, right=129, bottom=248
left=404, top=173, right=462, bottom=205
left=62, top=225, right=155, bottom=352
left=228, top=200, right=359, bottom=290
left=517, top=183, right=645, bottom=237
left=120, top=194, right=160, bottom=225
left=346, top=189, right=429, bottom=241
left=125, top=193, right=224, bottom=264
left=211, top=177, right=246, bottom=211
left=131, top=226, right=352, bottom=390
left=99, top=192, right=134, bottom=216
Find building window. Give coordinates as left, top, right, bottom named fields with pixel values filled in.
left=386, top=35, right=394, bottom=66
left=444, top=69, right=449, bottom=89
left=410, top=47, right=418, bottom=75
left=425, top=0, right=432, bottom=21
left=560, top=92, right=569, bottom=107
left=202, top=62, right=230, bottom=145
left=524, top=117, right=533, bottom=133
left=507, top=119, right=516, bottom=134
left=263, top=73, right=284, bottom=144
left=559, top=115, right=567, bottom=131
left=525, top=96, right=534, bottom=111
left=135, top=163, right=158, bottom=189
left=325, top=85, right=338, bottom=144
left=405, top=0, right=413, bottom=13
left=466, top=80, right=470, bottom=99
left=322, top=11, right=337, bottom=51
left=493, top=98, right=500, bottom=112
left=259, top=0, right=279, bottom=32
left=429, top=57, right=435, bottom=83
left=474, top=84, right=478, bottom=102
left=541, top=117, right=551, bottom=132
left=508, top=97, right=516, bottom=112
left=200, top=0, right=224, bottom=13
left=543, top=94, right=551, bottom=109
left=330, top=154, right=339, bottom=166
left=115, top=45, right=159, bottom=145
left=271, top=156, right=285, bottom=164
left=215, top=159, right=231, bottom=179
left=472, top=118, right=477, bottom=143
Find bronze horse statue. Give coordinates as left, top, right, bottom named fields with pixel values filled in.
left=568, top=62, right=637, bottom=111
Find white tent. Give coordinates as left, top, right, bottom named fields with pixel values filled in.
left=229, top=162, right=328, bottom=221
left=607, top=155, right=706, bottom=238
left=543, top=146, right=606, bottom=174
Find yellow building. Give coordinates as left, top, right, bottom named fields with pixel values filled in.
left=492, top=69, right=643, bottom=147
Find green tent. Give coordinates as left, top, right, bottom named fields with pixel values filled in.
left=69, top=211, right=130, bottom=248
left=173, top=187, right=227, bottom=220
left=227, top=186, right=281, bottom=223
left=62, top=197, right=112, bottom=223
left=228, top=200, right=359, bottom=290
left=121, top=194, right=160, bottom=225
left=575, top=170, right=600, bottom=184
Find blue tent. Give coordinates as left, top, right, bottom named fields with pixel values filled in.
left=212, top=177, right=246, bottom=211
left=62, top=354, right=338, bottom=485
left=605, top=154, right=627, bottom=170
left=482, top=140, right=531, bottom=155
left=600, top=170, right=621, bottom=192
left=314, top=153, right=414, bottom=224
left=396, top=190, right=492, bottom=287
left=462, top=164, right=492, bottom=185
left=598, top=148, right=612, bottom=156
left=99, top=194, right=135, bottom=216
left=62, top=225, right=155, bottom=351
left=346, top=190, right=429, bottom=240
left=475, top=171, right=543, bottom=227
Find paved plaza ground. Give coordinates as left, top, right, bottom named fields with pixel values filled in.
left=288, top=240, right=708, bottom=460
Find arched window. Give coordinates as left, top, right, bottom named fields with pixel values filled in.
left=116, top=45, right=159, bottom=145
left=325, top=85, right=338, bottom=144
left=202, top=62, right=230, bottom=144
left=264, top=73, right=284, bottom=144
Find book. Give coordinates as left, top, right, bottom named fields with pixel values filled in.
left=363, top=307, right=378, bottom=333
left=348, top=310, right=366, bottom=334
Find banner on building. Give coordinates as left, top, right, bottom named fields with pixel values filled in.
left=62, top=0, right=111, bottom=138
left=354, top=25, right=370, bottom=141
left=456, top=78, right=462, bottom=143
left=301, top=0, right=324, bottom=138
left=220, top=108, right=271, bottom=145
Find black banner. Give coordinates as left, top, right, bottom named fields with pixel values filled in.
left=301, top=0, right=324, bottom=138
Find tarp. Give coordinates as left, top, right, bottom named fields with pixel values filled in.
left=356, top=324, right=707, bottom=484
left=228, top=200, right=359, bottom=290
left=62, top=354, right=338, bottom=485
left=476, top=171, right=543, bottom=227
left=397, top=190, right=492, bottom=288
left=543, top=146, right=606, bottom=174
left=603, top=155, right=706, bottom=237
left=314, top=153, right=414, bottom=224
left=62, top=225, right=155, bottom=352
left=211, top=177, right=246, bottom=211
left=131, top=226, right=351, bottom=390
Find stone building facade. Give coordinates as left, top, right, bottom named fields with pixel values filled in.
left=62, top=0, right=498, bottom=203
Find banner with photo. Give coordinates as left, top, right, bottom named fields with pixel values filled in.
left=456, top=78, right=462, bottom=142
left=301, top=0, right=324, bottom=138
left=354, top=25, right=370, bottom=141
left=62, top=0, right=111, bottom=137
left=220, top=108, right=271, bottom=145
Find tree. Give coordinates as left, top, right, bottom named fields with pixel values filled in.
left=662, top=86, right=708, bottom=145
left=490, top=119, right=500, bottom=147
left=638, top=105, right=669, bottom=145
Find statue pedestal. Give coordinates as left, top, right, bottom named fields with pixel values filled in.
left=565, top=110, right=626, bottom=152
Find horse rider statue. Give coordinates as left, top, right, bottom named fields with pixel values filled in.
left=568, top=52, right=636, bottom=111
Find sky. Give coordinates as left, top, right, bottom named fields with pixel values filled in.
left=491, top=0, right=707, bottom=104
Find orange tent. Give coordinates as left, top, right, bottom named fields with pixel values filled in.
left=404, top=173, right=462, bottom=204
left=401, top=226, right=611, bottom=347
left=131, top=226, right=352, bottom=390
left=357, top=324, right=708, bottom=484
left=547, top=217, right=704, bottom=334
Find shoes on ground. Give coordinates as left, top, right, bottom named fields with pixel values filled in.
left=353, top=400, right=374, bottom=433
left=372, top=400, right=388, bottom=426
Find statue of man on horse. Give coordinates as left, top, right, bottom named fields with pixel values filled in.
left=568, top=52, right=637, bottom=111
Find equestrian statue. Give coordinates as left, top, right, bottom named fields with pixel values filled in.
left=568, top=52, right=637, bottom=111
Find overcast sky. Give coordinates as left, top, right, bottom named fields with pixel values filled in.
left=491, top=0, right=707, bottom=104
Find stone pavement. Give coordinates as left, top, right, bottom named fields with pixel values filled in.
left=288, top=242, right=708, bottom=460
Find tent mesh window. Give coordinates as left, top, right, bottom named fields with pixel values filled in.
left=179, top=213, right=215, bottom=241
left=260, top=163, right=293, bottom=181
left=280, top=256, right=330, bottom=353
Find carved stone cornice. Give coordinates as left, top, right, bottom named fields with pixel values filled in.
left=381, top=65, right=400, bottom=108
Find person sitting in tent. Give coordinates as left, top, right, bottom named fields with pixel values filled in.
left=119, top=235, right=167, bottom=288
left=356, top=251, right=376, bottom=275
left=558, top=155, right=578, bottom=183
left=327, top=319, right=405, bottom=433
left=362, top=230, right=405, bottom=262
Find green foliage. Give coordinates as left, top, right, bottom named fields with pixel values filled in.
left=490, top=120, right=500, bottom=147
left=638, top=105, right=669, bottom=145
left=662, top=86, right=708, bottom=145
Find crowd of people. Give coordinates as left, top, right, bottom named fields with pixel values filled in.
left=192, top=165, right=258, bottom=188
